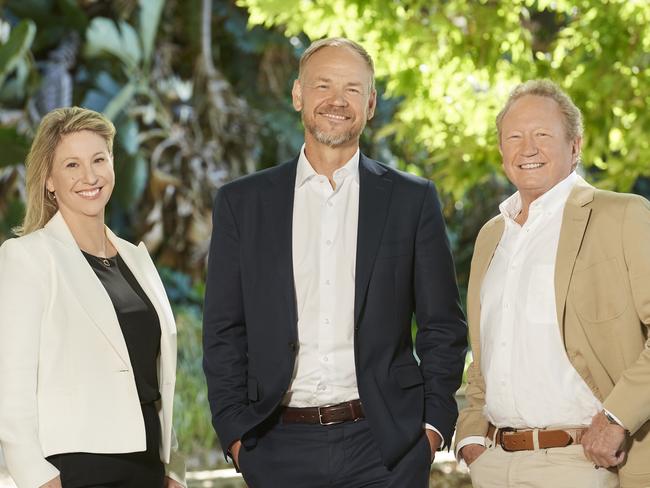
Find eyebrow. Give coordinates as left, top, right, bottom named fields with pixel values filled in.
left=312, top=77, right=364, bottom=88
left=60, top=151, right=108, bottom=163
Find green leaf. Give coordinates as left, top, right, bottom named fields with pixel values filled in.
left=0, top=19, right=36, bottom=87
left=103, top=80, right=138, bottom=120
left=113, top=151, right=148, bottom=211
left=58, top=0, right=89, bottom=30
left=84, top=17, right=142, bottom=72
left=116, top=116, right=140, bottom=156
left=138, top=0, right=165, bottom=66
left=0, top=128, right=30, bottom=168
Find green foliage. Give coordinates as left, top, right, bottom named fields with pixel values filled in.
left=0, top=19, right=35, bottom=87
left=238, top=0, right=650, bottom=197
left=138, top=0, right=165, bottom=67
left=0, top=128, right=30, bottom=168
left=173, top=305, right=218, bottom=456
left=85, top=18, right=143, bottom=72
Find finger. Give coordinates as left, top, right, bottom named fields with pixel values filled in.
left=594, top=452, right=619, bottom=468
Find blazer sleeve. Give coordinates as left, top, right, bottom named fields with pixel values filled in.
left=0, top=239, right=60, bottom=488
left=602, top=196, right=650, bottom=433
left=413, top=181, right=468, bottom=448
left=454, top=226, right=493, bottom=448
left=202, top=187, right=249, bottom=455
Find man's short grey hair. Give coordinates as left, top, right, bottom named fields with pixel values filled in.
left=496, top=79, right=583, bottom=142
left=298, top=37, right=375, bottom=91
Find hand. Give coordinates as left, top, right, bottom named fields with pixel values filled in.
left=581, top=411, right=626, bottom=468
left=230, top=439, right=243, bottom=470
left=425, top=429, right=442, bottom=463
left=39, top=476, right=62, bottom=488
left=164, top=476, right=185, bottom=488
left=460, top=444, right=487, bottom=466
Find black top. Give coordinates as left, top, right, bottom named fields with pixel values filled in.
left=83, top=251, right=161, bottom=404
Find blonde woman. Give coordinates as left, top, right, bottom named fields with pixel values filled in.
left=0, top=107, right=185, bottom=488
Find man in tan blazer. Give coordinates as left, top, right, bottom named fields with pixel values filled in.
left=456, top=80, right=650, bottom=488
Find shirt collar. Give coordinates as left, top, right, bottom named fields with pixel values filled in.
left=499, top=171, right=580, bottom=221
left=295, top=144, right=360, bottom=189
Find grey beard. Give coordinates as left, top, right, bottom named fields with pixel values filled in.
left=303, top=114, right=365, bottom=147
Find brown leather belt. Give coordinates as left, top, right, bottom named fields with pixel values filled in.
left=487, top=424, right=586, bottom=452
left=281, top=400, right=365, bottom=425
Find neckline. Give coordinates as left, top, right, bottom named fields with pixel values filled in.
left=82, top=250, right=119, bottom=268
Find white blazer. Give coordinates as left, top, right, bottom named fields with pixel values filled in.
left=0, top=212, right=184, bottom=488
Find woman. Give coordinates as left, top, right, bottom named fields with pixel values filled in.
left=0, top=107, right=186, bottom=488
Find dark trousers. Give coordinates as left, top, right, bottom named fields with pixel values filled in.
left=47, top=403, right=165, bottom=488
left=237, top=416, right=431, bottom=488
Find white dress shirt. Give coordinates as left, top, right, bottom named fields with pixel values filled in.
left=285, top=146, right=361, bottom=407
left=459, top=172, right=602, bottom=451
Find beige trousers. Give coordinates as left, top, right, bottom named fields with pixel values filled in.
left=469, top=443, right=620, bottom=488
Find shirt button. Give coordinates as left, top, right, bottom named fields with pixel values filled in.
left=323, top=356, right=329, bottom=362
left=325, top=240, right=332, bottom=246
left=501, top=341, right=506, bottom=347
left=327, top=201, right=334, bottom=207
left=318, top=384, right=327, bottom=391
left=324, top=318, right=330, bottom=325
left=504, top=303, right=510, bottom=309
left=500, top=380, right=506, bottom=386
left=325, top=279, right=331, bottom=285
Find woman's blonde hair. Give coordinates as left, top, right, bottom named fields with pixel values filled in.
left=16, top=106, right=116, bottom=236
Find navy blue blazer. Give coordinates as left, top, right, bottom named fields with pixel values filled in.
left=203, top=154, right=467, bottom=467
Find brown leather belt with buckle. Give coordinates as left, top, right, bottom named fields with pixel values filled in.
left=281, top=399, right=365, bottom=425
left=487, top=424, right=587, bottom=452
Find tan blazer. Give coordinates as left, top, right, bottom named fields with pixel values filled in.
left=0, top=212, right=185, bottom=488
left=456, top=179, right=650, bottom=487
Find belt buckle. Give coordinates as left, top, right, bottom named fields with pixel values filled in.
left=498, top=427, right=517, bottom=452
left=318, top=404, right=343, bottom=426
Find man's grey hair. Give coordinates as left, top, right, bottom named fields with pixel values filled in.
left=496, top=79, right=583, bottom=143
left=298, top=37, right=375, bottom=91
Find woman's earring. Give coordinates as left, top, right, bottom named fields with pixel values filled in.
left=47, top=190, right=56, bottom=202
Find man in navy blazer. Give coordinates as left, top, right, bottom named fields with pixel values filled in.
left=203, top=37, right=467, bottom=487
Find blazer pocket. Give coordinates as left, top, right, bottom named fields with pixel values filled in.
left=572, top=257, right=628, bottom=323
left=394, top=364, right=424, bottom=389
left=247, top=377, right=258, bottom=402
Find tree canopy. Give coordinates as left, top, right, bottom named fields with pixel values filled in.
left=240, top=0, right=650, bottom=199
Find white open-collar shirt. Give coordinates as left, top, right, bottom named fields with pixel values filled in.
left=479, top=172, right=602, bottom=434
left=285, top=146, right=361, bottom=407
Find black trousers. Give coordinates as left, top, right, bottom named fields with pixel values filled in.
left=237, top=415, right=431, bottom=488
left=47, top=403, right=165, bottom=488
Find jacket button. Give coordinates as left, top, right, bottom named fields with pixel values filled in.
left=288, top=342, right=297, bottom=352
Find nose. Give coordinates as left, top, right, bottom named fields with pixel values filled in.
left=522, top=134, right=538, bottom=156
left=329, top=87, right=348, bottom=107
left=81, top=162, right=99, bottom=184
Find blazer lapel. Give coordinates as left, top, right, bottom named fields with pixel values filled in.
left=354, top=155, right=393, bottom=324
left=43, top=213, right=131, bottom=367
left=263, top=159, right=299, bottom=330
left=108, top=231, right=176, bottom=337
left=466, top=216, right=504, bottom=362
left=471, top=217, right=505, bottom=296
left=555, top=181, right=594, bottom=337
left=110, top=233, right=177, bottom=385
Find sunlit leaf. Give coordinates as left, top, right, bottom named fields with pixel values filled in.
left=0, top=19, right=36, bottom=87
left=84, top=17, right=142, bottom=72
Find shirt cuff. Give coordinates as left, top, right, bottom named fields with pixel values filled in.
left=423, top=423, right=445, bottom=448
left=603, top=408, right=628, bottom=431
left=455, top=436, right=487, bottom=462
